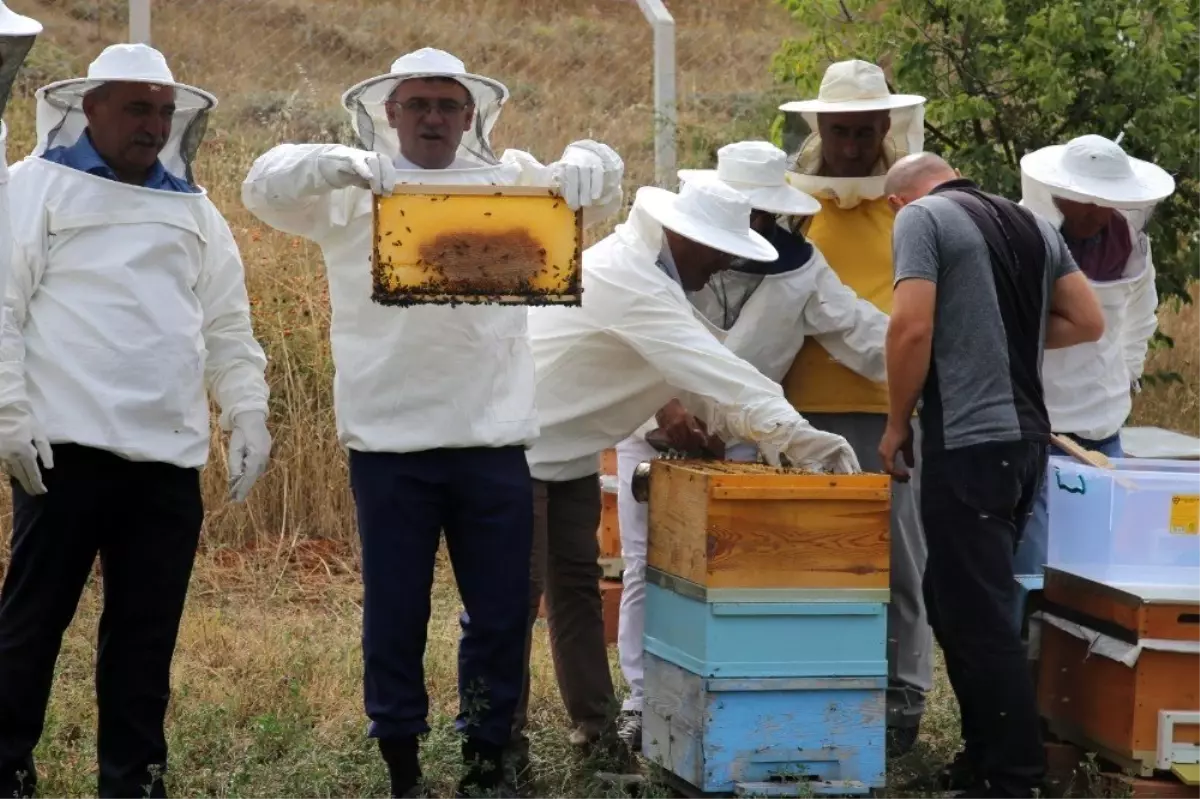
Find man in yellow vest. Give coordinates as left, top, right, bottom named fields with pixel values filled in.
left=779, top=60, right=932, bottom=757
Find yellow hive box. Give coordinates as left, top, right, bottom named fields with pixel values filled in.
left=646, top=460, right=892, bottom=590
left=371, top=184, right=583, bottom=307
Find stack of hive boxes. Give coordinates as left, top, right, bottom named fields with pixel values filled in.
left=641, top=460, right=892, bottom=796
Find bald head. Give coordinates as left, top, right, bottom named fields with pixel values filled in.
left=885, top=152, right=960, bottom=213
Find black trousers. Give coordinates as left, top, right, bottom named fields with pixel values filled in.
left=921, top=440, right=1047, bottom=798
left=0, top=445, right=203, bottom=798
left=348, top=446, right=532, bottom=751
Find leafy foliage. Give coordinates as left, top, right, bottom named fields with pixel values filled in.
left=772, top=0, right=1199, bottom=304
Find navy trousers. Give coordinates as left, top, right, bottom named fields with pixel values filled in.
left=349, top=447, right=533, bottom=748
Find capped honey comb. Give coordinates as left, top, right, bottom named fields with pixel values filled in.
left=371, top=184, right=584, bottom=307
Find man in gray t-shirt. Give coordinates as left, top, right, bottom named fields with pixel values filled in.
left=879, top=153, right=1104, bottom=798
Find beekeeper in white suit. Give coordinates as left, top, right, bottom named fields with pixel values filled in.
left=518, top=178, right=860, bottom=770
left=242, top=47, right=623, bottom=797
left=0, top=0, right=39, bottom=328
left=612, top=141, right=889, bottom=749
left=1015, top=135, right=1175, bottom=584
left=0, top=43, right=270, bottom=799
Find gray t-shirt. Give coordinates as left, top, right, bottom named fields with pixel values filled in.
left=893, top=188, right=1079, bottom=452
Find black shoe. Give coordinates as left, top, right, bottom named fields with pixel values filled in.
left=457, top=739, right=511, bottom=798
left=378, top=737, right=422, bottom=799
left=0, top=757, right=37, bottom=799
left=902, top=748, right=984, bottom=791
left=886, top=724, right=919, bottom=758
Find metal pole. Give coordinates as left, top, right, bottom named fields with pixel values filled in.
left=129, top=0, right=151, bottom=44
left=635, top=0, right=677, bottom=189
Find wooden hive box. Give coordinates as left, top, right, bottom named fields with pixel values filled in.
left=642, top=652, right=886, bottom=795
left=1037, top=566, right=1200, bottom=777
left=646, top=460, right=891, bottom=590
left=371, top=185, right=582, bottom=307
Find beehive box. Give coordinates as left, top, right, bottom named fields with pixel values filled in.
left=643, top=652, right=886, bottom=794
left=371, top=184, right=583, bottom=306
left=646, top=460, right=890, bottom=590
left=1037, top=566, right=1200, bottom=776
left=643, top=567, right=888, bottom=679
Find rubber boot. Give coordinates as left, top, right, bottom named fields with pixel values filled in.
left=378, top=737, right=423, bottom=798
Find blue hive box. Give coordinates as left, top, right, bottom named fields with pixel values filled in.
left=642, top=652, right=886, bottom=795
left=643, top=567, right=888, bottom=678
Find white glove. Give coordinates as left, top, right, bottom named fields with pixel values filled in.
left=227, top=410, right=272, bottom=503
left=552, top=140, right=622, bottom=210
left=317, top=147, right=397, bottom=196
left=0, top=409, right=53, bottom=495
left=759, top=427, right=862, bottom=474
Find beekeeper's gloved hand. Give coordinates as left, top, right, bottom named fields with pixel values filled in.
left=0, top=408, right=53, bottom=495
left=317, top=147, right=397, bottom=196
left=227, top=410, right=271, bottom=503
left=759, top=427, right=861, bottom=474
left=552, top=141, right=619, bottom=210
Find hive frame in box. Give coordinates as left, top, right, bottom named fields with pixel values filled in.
left=371, top=184, right=584, bottom=307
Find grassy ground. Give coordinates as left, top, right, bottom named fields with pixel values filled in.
left=0, top=0, right=1196, bottom=796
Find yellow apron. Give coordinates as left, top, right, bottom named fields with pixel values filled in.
left=782, top=196, right=895, bottom=415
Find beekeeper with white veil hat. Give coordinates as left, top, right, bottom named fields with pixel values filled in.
left=0, top=1, right=41, bottom=325
left=777, top=59, right=933, bottom=755
left=1014, top=134, right=1176, bottom=589
left=521, top=175, right=860, bottom=770
left=0, top=42, right=270, bottom=799
left=242, top=46, right=624, bottom=797
left=609, top=141, right=889, bottom=749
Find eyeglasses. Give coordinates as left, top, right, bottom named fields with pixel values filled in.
left=388, top=98, right=470, bottom=116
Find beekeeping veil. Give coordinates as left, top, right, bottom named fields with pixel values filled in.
left=0, top=1, right=40, bottom=125
left=341, top=47, right=509, bottom=166
left=1020, top=134, right=1176, bottom=235
left=779, top=60, right=925, bottom=209
left=31, top=43, right=217, bottom=185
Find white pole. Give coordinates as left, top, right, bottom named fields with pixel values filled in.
left=129, top=0, right=151, bottom=44
left=635, top=0, right=677, bottom=189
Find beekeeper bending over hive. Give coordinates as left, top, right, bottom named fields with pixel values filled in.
left=612, top=140, right=889, bottom=749
left=1015, top=135, right=1175, bottom=578
left=242, top=48, right=623, bottom=798
left=0, top=44, right=270, bottom=798
left=0, top=0, right=40, bottom=325
left=509, top=177, right=861, bottom=771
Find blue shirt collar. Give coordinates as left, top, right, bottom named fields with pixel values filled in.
left=41, top=132, right=198, bottom=194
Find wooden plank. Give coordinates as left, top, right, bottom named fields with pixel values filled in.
left=598, top=489, right=622, bottom=560
left=1170, top=763, right=1199, bottom=788
left=1109, top=772, right=1200, bottom=798
left=647, top=467, right=712, bottom=587
left=386, top=183, right=564, bottom=197
left=710, top=486, right=889, bottom=502
left=601, top=579, right=622, bottom=646
left=704, top=498, right=889, bottom=589
left=600, top=448, right=617, bottom=476
left=1039, top=624, right=1138, bottom=761
left=1044, top=569, right=1144, bottom=634
left=1143, top=605, right=1200, bottom=642
left=1133, top=650, right=1200, bottom=752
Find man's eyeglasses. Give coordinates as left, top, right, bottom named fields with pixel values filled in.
left=388, top=98, right=471, bottom=116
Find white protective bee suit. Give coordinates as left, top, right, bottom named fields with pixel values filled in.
left=0, top=43, right=269, bottom=799
left=612, top=142, right=888, bottom=720
left=241, top=48, right=624, bottom=788
left=0, top=1, right=39, bottom=329
left=1015, top=135, right=1175, bottom=579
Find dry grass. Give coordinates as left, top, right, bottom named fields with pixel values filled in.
left=0, top=0, right=1195, bottom=796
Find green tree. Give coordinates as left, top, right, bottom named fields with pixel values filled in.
left=771, top=0, right=1199, bottom=306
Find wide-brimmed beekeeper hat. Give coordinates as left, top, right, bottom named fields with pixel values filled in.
left=0, top=0, right=42, bottom=122
left=32, top=43, right=216, bottom=183
left=341, top=47, right=509, bottom=166
left=780, top=60, right=926, bottom=207
left=1022, top=135, right=1176, bottom=209
left=678, top=141, right=822, bottom=217
left=637, top=180, right=779, bottom=262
